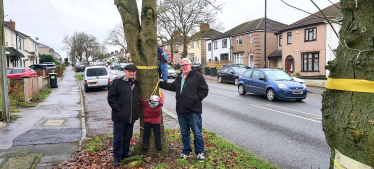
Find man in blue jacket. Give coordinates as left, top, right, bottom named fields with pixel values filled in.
left=159, top=58, right=209, bottom=162
left=107, top=64, right=140, bottom=167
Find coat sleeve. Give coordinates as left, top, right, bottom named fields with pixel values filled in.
left=197, top=74, right=209, bottom=102
left=107, top=80, right=121, bottom=112
left=159, top=81, right=176, bottom=92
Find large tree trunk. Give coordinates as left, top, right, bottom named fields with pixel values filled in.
left=115, top=0, right=168, bottom=155
left=322, top=0, right=374, bottom=168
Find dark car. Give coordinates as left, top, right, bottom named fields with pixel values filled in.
left=220, top=63, right=250, bottom=70
left=110, top=62, right=119, bottom=69
left=75, top=64, right=86, bottom=72
left=29, top=64, right=57, bottom=73
left=238, top=69, right=307, bottom=101
left=217, top=66, right=247, bottom=85
left=191, top=62, right=202, bottom=71
left=7, top=67, right=37, bottom=79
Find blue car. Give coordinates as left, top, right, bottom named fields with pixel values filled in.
left=238, top=69, right=307, bottom=101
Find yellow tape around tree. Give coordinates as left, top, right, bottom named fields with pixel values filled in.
left=137, top=66, right=158, bottom=69
left=326, top=78, right=374, bottom=93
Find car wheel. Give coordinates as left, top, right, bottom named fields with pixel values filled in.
left=238, top=84, right=246, bottom=95
left=266, top=88, right=276, bottom=101
left=218, top=76, right=222, bottom=83
left=85, top=86, right=89, bottom=93
left=107, top=86, right=110, bottom=91
left=234, top=78, right=239, bottom=86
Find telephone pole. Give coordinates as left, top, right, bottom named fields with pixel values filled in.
left=0, top=0, right=9, bottom=121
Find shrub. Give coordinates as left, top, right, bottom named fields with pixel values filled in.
left=9, top=83, right=24, bottom=106
left=295, top=72, right=302, bottom=77
left=274, top=67, right=283, bottom=70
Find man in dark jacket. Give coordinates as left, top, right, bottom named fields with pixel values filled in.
left=159, top=58, right=209, bottom=162
left=107, top=64, right=140, bottom=167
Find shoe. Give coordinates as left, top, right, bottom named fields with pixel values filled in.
left=113, top=157, right=120, bottom=167
left=179, top=153, right=190, bottom=159
left=197, top=153, right=205, bottom=162
left=120, top=153, right=131, bottom=160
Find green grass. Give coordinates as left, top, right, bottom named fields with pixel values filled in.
left=85, top=136, right=107, bottom=152
left=75, top=74, right=83, bottom=80
left=155, top=163, right=170, bottom=169
left=10, top=114, right=20, bottom=122
left=31, top=87, right=51, bottom=102
left=19, top=102, right=37, bottom=108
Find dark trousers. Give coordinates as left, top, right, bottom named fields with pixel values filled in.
left=177, top=113, right=205, bottom=155
left=143, top=122, right=162, bottom=150
left=113, top=122, right=134, bottom=158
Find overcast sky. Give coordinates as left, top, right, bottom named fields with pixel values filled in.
left=3, top=0, right=339, bottom=60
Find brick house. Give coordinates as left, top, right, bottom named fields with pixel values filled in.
left=274, top=3, right=342, bottom=77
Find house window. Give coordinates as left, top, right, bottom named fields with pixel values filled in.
left=249, top=34, right=253, bottom=44
left=222, top=39, right=227, bottom=48
left=189, top=53, right=195, bottom=62
left=208, top=43, right=211, bottom=51
left=301, top=52, right=319, bottom=72
left=234, top=53, right=244, bottom=64
left=190, top=42, right=194, bottom=49
left=214, top=41, right=217, bottom=49
left=236, top=36, right=242, bottom=45
left=287, top=32, right=292, bottom=44
left=305, top=27, right=317, bottom=41
left=19, top=37, right=22, bottom=50
left=279, top=35, right=282, bottom=46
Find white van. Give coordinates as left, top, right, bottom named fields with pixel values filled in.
left=83, top=66, right=110, bottom=92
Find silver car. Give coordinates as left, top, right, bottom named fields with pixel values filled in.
left=167, top=65, right=177, bottom=79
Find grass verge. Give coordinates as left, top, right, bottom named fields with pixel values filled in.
left=57, top=129, right=277, bottom=168
left=75, top=74, right=83, bottom=80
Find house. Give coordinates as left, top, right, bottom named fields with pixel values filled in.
left=23, top=36, right=39, bottom=66
left=274, top=3, right=342, bottom=77
left=4, top=22, right=24, bottom=68
left=229, top=18, right=286, bottom=68
left=187, top=23, right=222, bottom=64
left=49, top=48, right=61, bottom=63
left=160, top=31, right=184, bottom=65
left=38, top=43, right=50, bottom=55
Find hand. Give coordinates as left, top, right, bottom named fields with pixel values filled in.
left=159, top=79, right=163, bottom=82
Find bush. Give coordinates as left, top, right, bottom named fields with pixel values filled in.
left=274, top=67, right=283, bottom=70
left=295, top=72, right=302, bottom=77
left=8, top=83, right=25, bottom=106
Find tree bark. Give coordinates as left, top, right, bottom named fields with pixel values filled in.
left=115, top=0, right=168, bottom=155
left=323, top=0, right=374, bottom=168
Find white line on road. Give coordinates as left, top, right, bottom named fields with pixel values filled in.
left=209, top=94, right=228, bottom=100
left=250, top=104, right=321, bottom=123
left=266, top=104, right=322, bottom=118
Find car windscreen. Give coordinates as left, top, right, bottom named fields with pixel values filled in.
left=232, top=68, right=246, bottom=73
left=86, top=68, right=108, bottom=77
left=7, top=69, right=11, bottom=74
left=46, top=64, right=55, bottom=67
left=264, top=70, right=293, bottom=81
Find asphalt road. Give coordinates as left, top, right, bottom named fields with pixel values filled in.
left=103, top=68, right=329, bottom=168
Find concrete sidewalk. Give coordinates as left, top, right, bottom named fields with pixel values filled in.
left=0, top=66, right=84, bottom=169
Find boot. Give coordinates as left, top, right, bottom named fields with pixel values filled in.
left=113, top=157, right=120, bottom=167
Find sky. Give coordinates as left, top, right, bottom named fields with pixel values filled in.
left=3, top=0, right=340, bottom=60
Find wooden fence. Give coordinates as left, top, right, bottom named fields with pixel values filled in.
left=8, top=76, right=49, bottom=102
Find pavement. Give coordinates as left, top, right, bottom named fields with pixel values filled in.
left=0, top=66, right=84, bottom=169
left=201, top=74, right=326, bottom=94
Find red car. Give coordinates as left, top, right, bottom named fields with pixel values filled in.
left=7, top=67, right=37, bottom=79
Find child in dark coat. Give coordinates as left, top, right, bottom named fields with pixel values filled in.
left=139, top=93, right=165, bottom=150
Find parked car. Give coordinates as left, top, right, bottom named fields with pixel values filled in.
left=7, top=67, right=37, bottom=79
left=29, top=64, right=57, bottom=73
left=83, top=66, right=110, bottom=93
left=237, top=69, right=307, bottom=101
left=117, top=63, right=128, bottom=71
left=292, top=76, right=307, bottom=89
left=167, top=65, right=177, bottom=79
left=220, top=63, right=250, bottom=70
left=41, top=62, right=55, bottom=65
left=75, top=64, right=86, bottom=72
left=217, top=66, right=247, bottom=85
left=110, top=62, right=119, bottom=69
left=191, top=62, right=202, bottom=71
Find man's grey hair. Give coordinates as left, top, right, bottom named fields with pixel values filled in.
left=181, top=58, right=191, bottom=65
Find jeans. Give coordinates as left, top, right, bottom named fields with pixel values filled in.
left=143, top=122, right=162, bottom=150
left=113, top=122, right=134, bottom=158
left=177, top=113, right=205, bottom=155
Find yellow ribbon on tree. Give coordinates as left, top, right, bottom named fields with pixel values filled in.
left=137, top=66, right=158, bottom=70
left=326, top=78, right=374, bottom=93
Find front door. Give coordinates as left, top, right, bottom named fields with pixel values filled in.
left=249, top=55, right=254, bottom=68
left=285, top=56, right=294, bottom=74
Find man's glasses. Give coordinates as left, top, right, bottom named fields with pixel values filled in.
left=181, top=64, right=190, bottom=67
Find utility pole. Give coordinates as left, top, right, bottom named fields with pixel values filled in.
left=0, top=0, right=9, bottom=121
left=264, top=0, right=267, bottom=68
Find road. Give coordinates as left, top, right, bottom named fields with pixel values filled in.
left=96, top=68, right=330, bottom=169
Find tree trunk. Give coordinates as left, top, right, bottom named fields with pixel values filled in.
left=322, top=0, right=374, bottom=168
left=0, top=0, right=5, bottom=120
left=182, top=34, right=188, bottom=58
left=115, top=0, right=168, bottom=156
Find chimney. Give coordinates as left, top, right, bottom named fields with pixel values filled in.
left=200, top=23, right=210, bottom=32
left=120, top=48, right=124, bottom=52
left=49, top=48, right=54, bottom=52
left=173, top=31, right=181, bottom=38
left=5, top=19, right=16, bottom=30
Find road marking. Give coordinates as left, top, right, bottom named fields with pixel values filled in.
left=250, top=104, right=321, bottom=123
left=266, top=104, right=322, bottom=118
left=209, top=94, right=228, bottom=100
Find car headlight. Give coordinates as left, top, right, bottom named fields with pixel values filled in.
left=277, top=84, right=288, bottom=89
